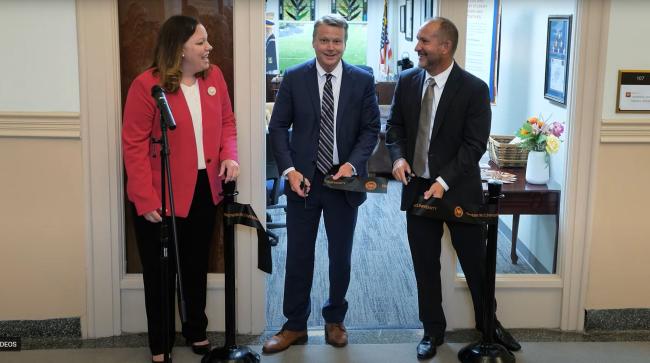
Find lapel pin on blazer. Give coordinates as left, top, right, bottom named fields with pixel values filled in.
left=207, top=86, right=217, bottom=96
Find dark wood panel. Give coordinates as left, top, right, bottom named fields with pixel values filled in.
left=119, top=0, right=234, bottom=273
left=500, top=192, right=560, bottom=215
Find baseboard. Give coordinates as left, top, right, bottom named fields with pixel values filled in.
left=498, top=219, right=550, bottom=274
left=0, top=317, right=81, bottom=338
left=585, top=309, right=650, bottom=331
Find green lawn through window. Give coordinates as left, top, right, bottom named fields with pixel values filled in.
left=278, top=22, right=367, bottom=72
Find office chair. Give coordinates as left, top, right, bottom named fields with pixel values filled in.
left=355, top=64, right=374, bottom=76
left=266, top=132, right=286, bottom=246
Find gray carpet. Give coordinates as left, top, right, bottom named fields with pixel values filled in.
left=266, top=180, right=536, bottom=330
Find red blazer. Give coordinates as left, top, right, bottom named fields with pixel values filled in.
left=122, top=65, right=238, bottom=217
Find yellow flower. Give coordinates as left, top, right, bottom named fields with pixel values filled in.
left=546, top=135, right=560, bottom=154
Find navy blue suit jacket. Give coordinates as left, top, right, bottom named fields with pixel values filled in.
left=269, top=59, right=380, bottom=207
left=386, top=63, right=491, bottom=211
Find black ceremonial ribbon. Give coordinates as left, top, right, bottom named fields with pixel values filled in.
left=223, top=202, right=272, bottom=273
left=323, top=176, right=388, bottom=193
left=409, top=197, right=498, bottom=225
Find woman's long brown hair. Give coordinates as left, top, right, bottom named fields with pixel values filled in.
left=151, top=15, right=207, bottom=93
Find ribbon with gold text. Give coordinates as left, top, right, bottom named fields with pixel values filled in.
left=224, top=202, right=272, bottom=273
left=323, top=176, right=389, bottom=193
left=409, top=197, right=498, bottom=225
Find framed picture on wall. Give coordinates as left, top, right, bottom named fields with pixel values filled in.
left=405, top=0, right=413, bottom=41
left=421, top=0, right=435, bottom=23
left=544, top=15, right=572, bottom=105
left=399, top=5, right=406, bottom=33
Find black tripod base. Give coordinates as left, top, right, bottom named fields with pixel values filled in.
left=458, top=341, right=515, bottom=363
left=201, top=345, right=260, bottom=363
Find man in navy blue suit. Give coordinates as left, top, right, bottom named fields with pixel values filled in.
left=386, top=17, right=520, bottom=360
left=264, top=15, right=380, bottom=354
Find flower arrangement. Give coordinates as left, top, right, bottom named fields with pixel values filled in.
left=515, top=116, right=564, bottom=154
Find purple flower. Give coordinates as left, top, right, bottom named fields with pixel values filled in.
left=549, top=122, right=564, bottom=137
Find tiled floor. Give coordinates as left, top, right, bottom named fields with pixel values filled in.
left=4, top=340, right=650, bottom=363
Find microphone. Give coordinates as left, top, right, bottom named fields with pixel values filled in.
left=151, top=85, right=177, bottom=130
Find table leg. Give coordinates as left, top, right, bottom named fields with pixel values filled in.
left=511, top=215, right=520, bottom=264
left=553, top=211, right=559, bottom=273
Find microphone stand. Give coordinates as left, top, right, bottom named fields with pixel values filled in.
left=152, top=111, right=187, bottom=363
left=202, top=181, right=260, bottom=363
left=458, top=180, right=515, bottom=363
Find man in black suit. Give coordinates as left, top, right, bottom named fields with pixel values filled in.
left=386, top=17, right=520, bottom=360
left=264, top=15, right=380, bottom=354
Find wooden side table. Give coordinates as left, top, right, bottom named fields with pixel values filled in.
left=483, top=161, right=561, bottom=272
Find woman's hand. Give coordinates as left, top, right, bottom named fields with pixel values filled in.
left=219, top=159, right=240, bottom=182
left=143, top=210, right=162, bottom=223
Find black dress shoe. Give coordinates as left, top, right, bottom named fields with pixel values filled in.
left=186, top=340, right=210, bottom=355
left=494, top=321, right=521, bottom=352
left=416, top=335, right=444, bottom=360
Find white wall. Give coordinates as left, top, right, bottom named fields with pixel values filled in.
left=394, top=0, right=426, bottom=76
left=0, top=0, right=85, bottom=321
left=601, top=0, right=650, bottom=121
left=0, top=0, right=79, bottom=112
left=486, top=0, right=576, bottom=272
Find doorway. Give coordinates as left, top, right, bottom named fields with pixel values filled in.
left=263, top=0, right=577, bottom=332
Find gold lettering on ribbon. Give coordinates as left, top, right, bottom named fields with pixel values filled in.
left=414, top=203, right=438, bottom=211
left=224, top=212, right=260, bottom=222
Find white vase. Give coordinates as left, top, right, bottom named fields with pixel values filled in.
left=525, top=151, right=550, bottom=184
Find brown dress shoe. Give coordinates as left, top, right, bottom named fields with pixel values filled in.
left=262, top=329, right=308, bottom=354
left=325, top=323, right=348, bottom=347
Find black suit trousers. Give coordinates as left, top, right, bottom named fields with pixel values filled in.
left=282, top=170, right=358, bottom=331
left=405, top=178, right=487, bottom=337
left=133, top=170, right=216, bottom=355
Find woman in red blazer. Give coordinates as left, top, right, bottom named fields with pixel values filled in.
left=122, top=15, right=238, bottom=362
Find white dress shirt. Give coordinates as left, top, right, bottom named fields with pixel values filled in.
left=395, top=61, right=455, bottom=190
left=421, top=61, right=454, bottom=190
left=282, top=60, right=355, bottom=177
left=315, top=60, right=343, bottom=165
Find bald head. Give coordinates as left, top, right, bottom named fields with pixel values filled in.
left=415, top=17, right=458, bottom=75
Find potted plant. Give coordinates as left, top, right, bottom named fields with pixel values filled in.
left=515, top=116, right=564, bottom=184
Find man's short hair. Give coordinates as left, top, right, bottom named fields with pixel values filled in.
left=312, top=15, right=349, bottom=42
left=431, top=17, right=458, bottom=54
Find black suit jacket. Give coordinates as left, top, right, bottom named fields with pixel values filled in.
left=386, top=63, right=491, bottom=211
left=269, top=59, right=380, bottom=207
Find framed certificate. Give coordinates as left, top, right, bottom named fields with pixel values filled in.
left=544, top=15, right=572, bottom=105
left=617, top=70, right=650, bottom=113
left=405, top=0, right=414, bottom=41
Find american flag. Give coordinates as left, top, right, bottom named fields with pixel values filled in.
left=379, top=0, right=392, bottom=77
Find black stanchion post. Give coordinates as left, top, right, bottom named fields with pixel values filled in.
left=202, top=181, right=260, bottom=363
left=458, top=180, right=515, bottom=363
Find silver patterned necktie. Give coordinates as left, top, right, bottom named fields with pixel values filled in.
left=317, top=73, right=335, bottom=174
left=413, top=78, right=436, bottom=177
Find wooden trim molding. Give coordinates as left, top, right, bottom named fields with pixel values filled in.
left=600, top=118, right=650, bottom=143
left=559, top=0, right=610, bottom=332
left=78, top=0, right=123, bottom=338
left=0, top=112, right=80, bottom=138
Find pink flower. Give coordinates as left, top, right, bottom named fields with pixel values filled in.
left=549, top=122, right=564, bottom=137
